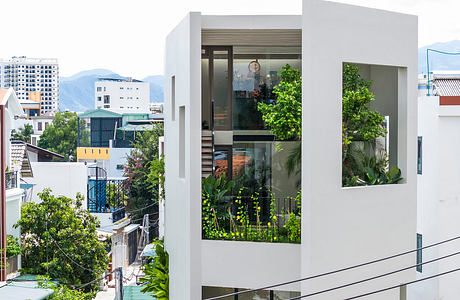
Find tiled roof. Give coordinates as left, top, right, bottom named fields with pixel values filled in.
left=433, top=78, right=460, bottom=96
left=10, top=142, right=33, bottom=177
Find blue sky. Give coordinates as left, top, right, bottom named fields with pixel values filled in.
left=0, top=0, right=456, bottom=78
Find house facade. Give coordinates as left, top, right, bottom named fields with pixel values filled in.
left=411, top=77, right=460, bottom=300
left=164, top=1, right=418, bottom=299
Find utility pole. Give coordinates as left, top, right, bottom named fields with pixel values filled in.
left=118, top=267, right=123, bottom=300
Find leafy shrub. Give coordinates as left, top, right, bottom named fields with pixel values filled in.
left=6, top=235, right=21, bottom=258
left=140, top=239, right=169, bottom=299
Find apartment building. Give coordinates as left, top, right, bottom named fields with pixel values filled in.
left=94, top=78, right=150, bottom=113
left=0, top=56, right=59, bottom=115
left=164, top=1, right=417, bottom=299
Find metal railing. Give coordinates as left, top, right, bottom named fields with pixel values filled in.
left=5, top=171, right=18, bottom=190
left=112, top=207, right=126, bottom=223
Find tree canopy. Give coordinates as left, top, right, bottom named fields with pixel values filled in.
left=124, top=124, right=164, bottom=237
left=11, top=123, right=34, bottom=143
left=37, top=112, right=88, bottom=161
left=257, top=64, right=302, bottom=141
left=15, top=189, right=109, bottom=294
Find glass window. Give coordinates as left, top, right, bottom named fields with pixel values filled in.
left=233, top=46, right=301, bottom=130
left=417, top=233, right=422, bottom=273
left=417, top=136, right=422, bottom=174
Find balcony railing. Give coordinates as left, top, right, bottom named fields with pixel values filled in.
left=112, top=207, right=126, bottom=223
left=5, top=171, right=18, bottom=190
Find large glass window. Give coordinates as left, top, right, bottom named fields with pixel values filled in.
left=233, top=46, right=301, bottom=130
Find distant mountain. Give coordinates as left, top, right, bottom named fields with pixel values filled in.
left=59, top=70, right=164, bottom=112
left=419, top=40, right=460, bottom=73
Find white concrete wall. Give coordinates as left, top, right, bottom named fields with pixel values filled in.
left=202, top=240, right=300, bottom=291
left=107, top=146, right=130, bottom=178
left=28, top=162, right=88, bottom=207
left=302, top=1, right=417, bottom=299
left=412, top=96, right=460, bottom=300
left=164, top=12, right=202, bottom=300
left=94, top=80, right=150, bottom=113
left=5, top=188, right=22, bottom=239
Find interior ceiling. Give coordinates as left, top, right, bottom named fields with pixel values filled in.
left=202, top=29, right=301, bottom=47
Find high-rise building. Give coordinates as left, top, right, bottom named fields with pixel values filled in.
left=0, top=56, right=59, bottom=115
left=94, top=77, right=150, bottom=113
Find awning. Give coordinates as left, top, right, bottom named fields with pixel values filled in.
left=1, top=275, right=54, bottom=300
left=140, top=243, right=156, bottom=258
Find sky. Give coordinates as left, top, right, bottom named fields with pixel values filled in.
left=1, top=0, right=458, bottom=78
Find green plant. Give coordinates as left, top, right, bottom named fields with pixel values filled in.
left=258, top=64, right=302, bottom=141
left=140, top=239, right=169, bottom=300
left=364, top=165, right=403, bottom=185
left=11, top=124, right=34, bottom=143
left=6, top=235, right=21, bottom=258
left=37, top=112, right=89, bottom=161
left=285, top=213, right=301, bottom=242
left=15, top=189, right=109, bottom=293
left=37, top=275, right=92, bottom=300
left=124, top=124, right=164, bottom=236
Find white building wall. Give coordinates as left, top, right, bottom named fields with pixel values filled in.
left=28, top=162, right=88, bottom=208
left=302, top=1, right=417, bottom=299
left=107, top=146, right=130, bottom=178
left=164, top=12, right=202, bottom=300
left=411, top=96, right=460, bottom=300
left=94, top=80, right=150, bottom=113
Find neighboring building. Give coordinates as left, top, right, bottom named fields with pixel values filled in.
left=29, top=115, right=55, bottom=145
left=0, top=88, right=27, bottom=280
left=164, top=2, right=417, bottom=299
left=94, top=78, right=150, bottom=113
left=411, top=76, right=460, bottom=300
left=150, top=102, right=164, bottom=114
left=0, top=56, right=59, bottom=115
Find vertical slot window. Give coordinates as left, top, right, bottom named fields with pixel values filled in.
left=417, top=136, right=422, bottom=175
left=171, top=76, right=176, bottom=121
left=417, top=233, right=422, bottom=273
left=179, top=106, right=185, bottom=178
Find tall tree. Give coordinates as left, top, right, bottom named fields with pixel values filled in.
left=15, top=189, right=109, bottom=295
left=11, top=123, right=34, bottom=143
left=124, top=124, right=164, bottom=238
left=38, top=112, right=88, bottom=161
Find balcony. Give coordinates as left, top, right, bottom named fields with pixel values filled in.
left=5, top=171, right=18, bottom=190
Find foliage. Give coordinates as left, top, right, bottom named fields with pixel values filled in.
left=105, top=183, right=128, bottom=208
left=6, top=235, right=21, bottom=258
left=38, top=276, right=92, bottom=300
left=15, top=189, right=109, bottom=293
left=146, top=154, right=165, bottom=201
left=11, top=124, right=34, bottom=143
left=140, top=239, right=169, bottom=300
left=37, top=112, right=89, bottom=161
left=124, top=124, right=164, bottom=237
left=257, top=64, right=302, bottom=141
left=202, top=187, right=301, bottom=243
left=363, top=165, right=403, bottom=185
left=342, top=63, right=387, bottom=181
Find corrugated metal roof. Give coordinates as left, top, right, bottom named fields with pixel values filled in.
left=433, top=78, right=460, bottom=96
left=79, top=108, right=122, bottom=118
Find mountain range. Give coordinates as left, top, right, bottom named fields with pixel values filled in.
left=59, top=69, right=164, bottom=112
left=59, top=40, right=460, bottom=112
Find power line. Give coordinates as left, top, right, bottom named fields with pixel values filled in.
left=344, top=266, right=460, bottom=300
left=286, top=249, right=460, bottom=300
left=205, top=234, right=460, bottom=300
left=50, top=237, right=96, bottom=273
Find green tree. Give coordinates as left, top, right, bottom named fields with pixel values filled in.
left=257, top=64, right=302, bottom=177
left=15, top=189, right=109, bottom=294
left=11, top=124, right=34, bottom=143
left=124, top=124, right=164, bottom=236
left=37, top=112, right=89, bottom=161
left=257, top=64, right=302, bottom=141
left=140, top=239, right=169, bottom=300
left=342, top=64, right=387, bottom=182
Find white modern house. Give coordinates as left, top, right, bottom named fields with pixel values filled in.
left=164, top=0, right=417, bottom=299
left=0, top=57, right=59, bottom=115
left=95, top=78, right=150, bottom=113
left=410, top=75, right=460, bottom=300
